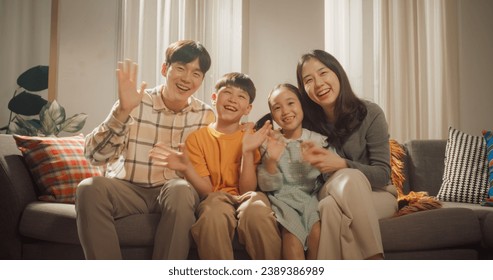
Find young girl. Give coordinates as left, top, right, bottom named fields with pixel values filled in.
left=257, top=83, right=333, bottom=260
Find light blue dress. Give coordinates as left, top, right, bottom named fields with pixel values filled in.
left=257, top=128, right=331, bottom=249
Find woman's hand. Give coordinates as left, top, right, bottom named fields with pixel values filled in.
left=301, top=141, right=347, bottom=173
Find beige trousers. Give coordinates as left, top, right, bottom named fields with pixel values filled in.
left=191, top=191, right=281, bottom=260
left=317, top=169, right=397, bottom=260
left=75, top=176, right=199, bottom=260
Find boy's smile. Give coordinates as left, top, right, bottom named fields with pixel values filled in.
left=223, top=104, right=238, bottom=112
left=213, top=85, right=252, bottom=124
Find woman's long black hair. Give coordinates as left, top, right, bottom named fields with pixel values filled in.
left=296, top=50, right=367, bottom=149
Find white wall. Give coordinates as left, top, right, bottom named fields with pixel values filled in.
left=244, top=0, right=325, bottom=123
left=458, top=0, right=493, bottom=136
left=56, top=0, right=119, bottom=135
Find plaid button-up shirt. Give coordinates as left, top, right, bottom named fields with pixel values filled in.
left=84, top=85, right=215, bottom=187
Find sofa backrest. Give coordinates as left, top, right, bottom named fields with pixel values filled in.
left=403, top=139, right=447, bottom=196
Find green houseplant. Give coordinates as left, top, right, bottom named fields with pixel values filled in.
left=9, top=100, right=87, bottom=137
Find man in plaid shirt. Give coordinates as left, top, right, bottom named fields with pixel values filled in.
left=75, top=40, right=215, bottom=259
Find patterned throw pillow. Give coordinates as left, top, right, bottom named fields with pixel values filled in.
left=13, top=134, right=102, bottom=203
left=437, top=127, right=488, bottom=204
left=483, top=130, right=493, bottom=197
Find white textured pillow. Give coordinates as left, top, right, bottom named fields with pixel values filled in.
left=437, top=127, right=488, bottom=204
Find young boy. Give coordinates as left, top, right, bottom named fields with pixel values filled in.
left=150, top=72, right=281, bottom=259
left=76, top=40, right=215, bottom=260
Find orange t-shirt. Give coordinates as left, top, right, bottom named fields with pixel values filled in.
left=185, top=126, right=261, bottom=195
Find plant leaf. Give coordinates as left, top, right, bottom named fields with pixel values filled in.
left=9, top=121, right=31, bottom=136
left=40, top=110, right=57, bottom=136
left=59, top=113, right=88, bottom=133
left=26, top=119, right=42, bottom=130
left=40, top=100, right=66, bottom=125
left=10, top=116, right=40, bottom=136
left=39, top=100, right=66, bottom=136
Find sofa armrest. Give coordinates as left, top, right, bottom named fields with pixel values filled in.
left=0, top=134, right=38, bottom=259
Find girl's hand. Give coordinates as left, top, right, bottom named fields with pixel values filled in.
left=149, top=143, right=190, bottom=172
left=265, top=130, right=285, bottom=161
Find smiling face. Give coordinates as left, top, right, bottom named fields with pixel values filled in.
left=212, top=85, right=252, bottom=125
left=269, top=86, right=303, bottom=139
left=161, top=58, right=204, bottom=111
left=301, top=57, right=340, bottom=113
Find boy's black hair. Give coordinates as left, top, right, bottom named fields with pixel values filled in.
left=214, top=72, right=256, bottom=104
left=165, top=40, right=211, bottom=74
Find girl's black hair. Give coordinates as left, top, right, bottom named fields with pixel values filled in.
left=267, top=83, right=310, bottom=129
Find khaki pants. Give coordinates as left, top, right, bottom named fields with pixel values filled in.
left=191, top=191, right=281, bottom=260
left=75, top=176, right=199, bottom=259
left=317, top=169, right=397, bottom=259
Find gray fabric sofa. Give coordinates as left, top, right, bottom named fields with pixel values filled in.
left=0, top=134, right=491, bottom=259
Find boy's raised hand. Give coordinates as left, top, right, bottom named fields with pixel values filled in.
left=242, top=120, right=272, bottom=154
left=115, top=59, right=147, bottom=119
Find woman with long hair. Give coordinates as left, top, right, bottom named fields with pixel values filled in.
left=296, top=50, right=397, bottom=259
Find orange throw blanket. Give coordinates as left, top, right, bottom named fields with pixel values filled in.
left=390, top=139, right=442, bottom=217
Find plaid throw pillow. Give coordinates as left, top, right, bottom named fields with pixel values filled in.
left=483, top=130, right=493, bottom=197
left=13, top=134, right=102, bottom=203
left=437, top=127, right=488, bottom=204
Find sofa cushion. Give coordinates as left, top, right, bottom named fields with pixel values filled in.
left=385, top=249, right=478, bottom=260
left=437, top=127, right=488, bottom=204
left=394, top=140, right=442, bottom=216
left=441, top=201, right=493, bottom=212
left=482, top=212, right=493, bottom=249
left=483, top=130, right=493, bottom=197
left=19, top=202, right=80, bottom=244
left=380, top=208, right=481, bottom=252
left=403, top=139, right=447, bottom=196
left=13, top=134, right=103, bottom=203
left=19, top=201, right=159, bottom=246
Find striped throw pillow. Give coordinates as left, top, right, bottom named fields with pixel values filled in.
left=13, top=134, right=103, bottom=203
left=483, top=130, right=493, bottom=198
left=437, top=127, right=488, bottom=204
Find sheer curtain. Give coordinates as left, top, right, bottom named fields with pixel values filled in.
left=0, top=0, right=52, bottom=131
left=325, top=0, right=460, bottom=142
left=118, top=0, right=243, bottom=103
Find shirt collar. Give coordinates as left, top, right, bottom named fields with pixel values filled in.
left=281, top=128, right=310, bottom=143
